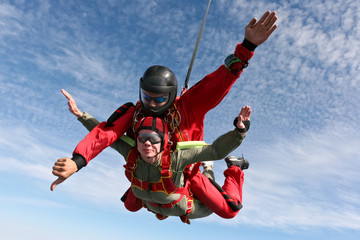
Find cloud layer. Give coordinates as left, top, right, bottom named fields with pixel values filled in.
left=0, top=0, right=359, bottom=237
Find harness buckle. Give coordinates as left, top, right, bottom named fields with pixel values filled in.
left=129, top=163, right=136, bottom=170
left=139, top=179, right=144, bottom=189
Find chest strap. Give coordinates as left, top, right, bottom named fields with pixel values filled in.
left=123, top=148, right=177, bottom=195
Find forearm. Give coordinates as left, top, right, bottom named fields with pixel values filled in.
left=181, top=130, right=245, bottom=167
left=78, top=112, right=100, bottom=132
left=209, top=130, right=245, bottom=160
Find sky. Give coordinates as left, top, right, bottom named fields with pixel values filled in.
left=0, top=0, right=359, bottom=239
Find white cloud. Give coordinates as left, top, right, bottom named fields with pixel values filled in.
left=206, top=122, right=360, bottom=229
left=1, top=0, right=360, bottom=235
left=0, top=3, right=24, bottom=40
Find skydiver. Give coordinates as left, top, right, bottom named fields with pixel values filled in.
left=52, top=105, right=251, bottom=223
left=51, top=10, right=277, bottom=216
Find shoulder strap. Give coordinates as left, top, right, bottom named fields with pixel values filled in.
left=159, top=147, right=177, bottom=194
left=124, top=148, right=139, bottom=182
left=106, top=102, right=134, bottom=127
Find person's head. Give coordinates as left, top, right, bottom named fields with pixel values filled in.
left=139, top=65, right=178, bottom=116
left=135, top=116, right=169, bottom=164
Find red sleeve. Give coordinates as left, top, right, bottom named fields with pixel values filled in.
left=178, top=43, right=254, bottom=119
left=72, top=103, right=135, bottom=164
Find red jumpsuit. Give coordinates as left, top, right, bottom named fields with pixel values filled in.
left=72, top=42, right=254, bottom=219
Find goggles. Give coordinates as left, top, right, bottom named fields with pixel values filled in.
left=137, top=132, right=162, bottom=144
left=142, top=92, right=168, bottom=104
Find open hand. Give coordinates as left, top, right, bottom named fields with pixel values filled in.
left=245, top=11, right=278, bottom=46
left=236, top=106, right=251, bottom=129
left=61, top=89, right=83, bottom=118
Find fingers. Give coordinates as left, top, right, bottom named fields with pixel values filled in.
left=51, top=157, right=75, bottom=178
left=50, top=177, right=65, bottom=191
left=257, top=10, right=271, bottom=25
left=247, top=17, right=257, bottom=28
left=239, top=106, right=246, bottom=117
left=238, top=106, right=251, bottom=121
left=55, top=157, right=67, bottom=163
left=53, top=157, right=68, bottom=166
left=263, top=11, right=277, bottom=28
left=61, top=89, right=72, bottom=100
left=267, top=24, right=278, bottom=37
left=51, top=157, right=77, bottom=191
left=52, top=166, right=65, bottom=178
left=244, top=11, right=278, bottom=46
left=254, top=11, right=277, bottom=33
left=52, top=164, right=65, bottom=173
left=266, top=12, right=278, bottom=28
left=62, top=89, right=77, bottom=108
left=61, top=89, right=83, bottom=117
left=244, top=106, right=252, bottom=119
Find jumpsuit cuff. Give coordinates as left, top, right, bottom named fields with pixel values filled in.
left=72, top=154, right=87, bottom=171
left=77, top=112, right=90, bottom=123
left=242, top=38, right=257, bottom=52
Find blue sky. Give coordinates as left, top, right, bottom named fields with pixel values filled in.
left=0, top=0, right=359, bottom=239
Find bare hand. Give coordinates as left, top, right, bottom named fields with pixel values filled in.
left=245, top=11, right=278, bottom=46
left=50, top=157, right=78, bottom=191
left=61, top=89, right=83, bottom=118
left=236, top=106, right=251, bottom=129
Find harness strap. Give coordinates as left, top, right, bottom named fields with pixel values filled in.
left=170, top=103, right=185, bottom=142
left=124, top=148, right=139, bottom=182
left=106, top=102, right=134, bottom=128
left=124, top=148, right=180, bottom=195
left=148, top=189, right=193, bottom=225
left=148, top=192, right=185, bottom=208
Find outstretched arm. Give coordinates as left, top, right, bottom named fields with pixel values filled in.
left=180, top=106, right=252, bottom=167
left=179, top=11, right=277, bottom=124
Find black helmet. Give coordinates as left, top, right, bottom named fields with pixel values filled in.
left=139, top=65, right=178, bottom=116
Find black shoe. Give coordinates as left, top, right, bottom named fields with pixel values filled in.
left=225, top=155, right=249, bottom=170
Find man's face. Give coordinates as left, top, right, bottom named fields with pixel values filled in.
left=140, top=90, right=169, bottom=109
left=136, top=129, right=162, bottom=164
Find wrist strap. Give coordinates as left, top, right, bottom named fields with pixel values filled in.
left=242, top=38, right=257, bottom=52
left=233, top=117, right=250, bottom=133
left=72, top=154, right=87, bottom=171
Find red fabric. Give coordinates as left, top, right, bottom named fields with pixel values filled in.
left=190, top=166, right=244, bottom=219
left=124, top=188, right=143, bottom=212
left=169, top=43, right=253, bottom=143
left=73, top=105, right=135, bottom=164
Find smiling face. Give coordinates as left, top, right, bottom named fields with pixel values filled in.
left=136, top=129, right=162, bottom=164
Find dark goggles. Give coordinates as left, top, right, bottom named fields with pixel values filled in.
left=137, top=132, right=162, bottom=144
left=143, top=93, right=168, bottom=104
